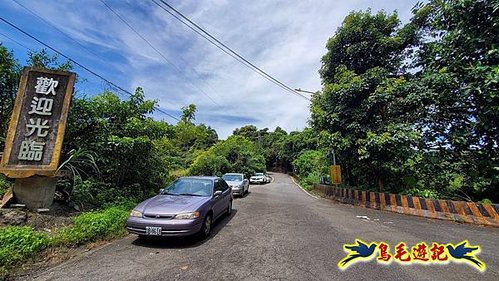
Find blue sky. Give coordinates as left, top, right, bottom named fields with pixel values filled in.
left=0, top=0, right=420, bottom=138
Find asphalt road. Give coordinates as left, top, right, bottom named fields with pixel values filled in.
left=23, top=173, right=498, bottom=281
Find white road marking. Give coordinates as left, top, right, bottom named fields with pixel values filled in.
left=290, top=176, right=319, bottom=199
left=356, top=215, right=370, bottom=220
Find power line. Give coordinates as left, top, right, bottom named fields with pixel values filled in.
left=0, top=30, right=103, bottom=99
left=150, top=0, right=260, bottom=79
left=151, top=0, right=308, bottom=100
left=11, top=0, right=148, bottom=101
left=99, top=0, right=221, bottom=107
left=0, top=30, right=33, bottom=51
left=153, top=0, right=310, bottom=101
left=12, top=0, right=103, bottom=60
left=0, top=16, right=180, bottom=122
left=151, top=0, right=310, bottom=101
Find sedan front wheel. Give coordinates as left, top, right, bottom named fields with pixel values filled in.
left=199, top=214, right=212, bottom=239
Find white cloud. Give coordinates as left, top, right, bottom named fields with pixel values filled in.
left=3, top=0, right=421, bottom=138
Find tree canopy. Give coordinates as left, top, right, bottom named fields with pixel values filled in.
left=311, top=1, right=498, bottom=201
left=1, top=0, right=497, bottom=207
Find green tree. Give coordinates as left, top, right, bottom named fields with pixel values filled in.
left=181, top=104, right=197, bottom=124
left=406, top=0, right=499, bottom=200
left=261, top=127, right=288, bottom=170
left=292, top=150, right=328, bottom=177
left=319, top=10, right=417, bottom=84
left=189, top=153, right=230, bottom=177
left=292, top=150, right=329, bottom=189
left=0, top=46, right=20, bottom=151
left=189, top=135, right=265, bottom=178
left=277, top=128, right=319, bottom=172
left=26, top=49, right=73, bottom=71
left=311, top=10, right=419, bottom=192
left=233, top=125, right=259, bottom=142
left=62, top=89, right=174, bottom=206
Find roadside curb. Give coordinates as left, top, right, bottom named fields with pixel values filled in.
left=290, top=176, right=319, bottom=199
left=313, top=184, right=499, bottom=227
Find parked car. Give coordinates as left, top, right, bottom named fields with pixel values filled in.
left=265, top=173, right=272, bottom=183
left=222, top=173, right=249, bottom=197
left=126, top=176, right=232, bottom=239
left=250, top=172, right=266, bottom=184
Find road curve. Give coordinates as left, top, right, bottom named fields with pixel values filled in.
left=22, top=173, right=499, bottom=281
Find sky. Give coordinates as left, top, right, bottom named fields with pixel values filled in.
left=0, top=0, right=420, bottom=138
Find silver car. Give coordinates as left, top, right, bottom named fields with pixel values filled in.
left=250, top=173, right=266, bottom=184
left=222, top=173, right=249, bottom=197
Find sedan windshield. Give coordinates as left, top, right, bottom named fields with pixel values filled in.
left=163, top=178, right=212, bottom=197
left=222, top=174, right=243, bottom=181
left=255, top=173, right=264, bottom=176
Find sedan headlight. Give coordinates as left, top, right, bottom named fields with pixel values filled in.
left=130, top=210, right=142, bottom=218
left=174, top=211, right=201, bottom=220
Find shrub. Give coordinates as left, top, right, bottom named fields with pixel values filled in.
left=292, top=150, right=328, bottom=177
left=0, top=175, right=12, bottom=198
left=404, top=188, right=441, bottom=199
left=53, top=206, right=129, bottom=247
left=67, top=179, right=146, bottom=210
left=299, top=171, right=323, bottom=191
left=479, top=198, right=492, bottom=205
left=293, top=150, right=329, bottom=189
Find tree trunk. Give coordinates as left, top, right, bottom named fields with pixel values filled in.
left=377, top=174, right=384, bottom=193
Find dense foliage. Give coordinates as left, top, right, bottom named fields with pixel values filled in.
left=0, top=47, right=20, bottom=152
left=190, top=135, right=265, bottom=178
left=0, top=0, right=497, bottom=211
left=311, top=0, right=498, bottom=201
left=292, top=150, right=329, bottom=190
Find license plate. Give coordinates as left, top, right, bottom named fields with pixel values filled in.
left=145, top=226, right=162, bottom=236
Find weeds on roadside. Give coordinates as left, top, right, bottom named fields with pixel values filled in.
left=0, top=205, right=131, bottom=279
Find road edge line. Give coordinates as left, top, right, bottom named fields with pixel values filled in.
left=290, top=176, right=319, bottom=199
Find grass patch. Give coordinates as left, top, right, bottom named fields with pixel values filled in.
left=297, top=172, right=322, bottom=191
left=0, top=205, right=130, bottom=279
left=52, top=206, right=129, bottom=247
left=298, top=179, right=313, bottom=191
left=0, top=226, right=50, bottom=269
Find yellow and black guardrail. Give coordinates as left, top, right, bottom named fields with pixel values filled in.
left=313, top=184, right=499, bottom=227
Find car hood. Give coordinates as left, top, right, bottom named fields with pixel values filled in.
left=136, top=195, right=209, bottom=215
left=226, top=180, right=243, bottom=186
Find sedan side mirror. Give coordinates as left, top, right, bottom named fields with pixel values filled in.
left=213, top=190, right=222, bottom=197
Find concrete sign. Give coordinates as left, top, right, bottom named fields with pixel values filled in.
left=0, top=67, right=75, bottom=178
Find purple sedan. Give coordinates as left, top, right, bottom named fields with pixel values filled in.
left=126, top=176, right=233, bottom=238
